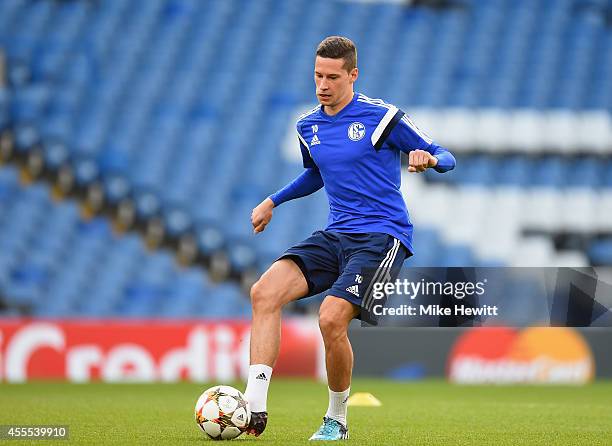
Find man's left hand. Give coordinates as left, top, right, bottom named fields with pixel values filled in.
left=408, top=149, right=438, bottom=173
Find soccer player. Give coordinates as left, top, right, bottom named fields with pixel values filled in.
left=244, top=36, right=455, bottom=440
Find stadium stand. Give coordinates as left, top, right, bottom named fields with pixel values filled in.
left=0, top=166, right=251, bottom=317
left=0, top=0, right=610, bottom=316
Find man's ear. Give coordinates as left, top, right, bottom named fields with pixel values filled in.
left=350, top=67, right=359, bottom=83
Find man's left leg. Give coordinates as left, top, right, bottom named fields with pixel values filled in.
left=310, top=296, right=359, bottom=440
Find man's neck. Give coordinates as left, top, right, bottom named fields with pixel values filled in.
left=323, top=91, right=354, bottom=116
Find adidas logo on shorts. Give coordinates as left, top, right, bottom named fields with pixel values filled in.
left=345, top=285, right=359, bottom=297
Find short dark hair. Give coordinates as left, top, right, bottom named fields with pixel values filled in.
left=316, top=36, right=357, bottom=72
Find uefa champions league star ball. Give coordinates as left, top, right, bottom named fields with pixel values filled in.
left=195, top=385, right=251, bottom=440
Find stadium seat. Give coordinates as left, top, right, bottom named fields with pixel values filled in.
left=0, top=0, right=611, bottom=317
left=587, top=238, right=612, bottom=266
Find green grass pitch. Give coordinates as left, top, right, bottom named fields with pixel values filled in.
left=1, top=379, right=611, bottom=445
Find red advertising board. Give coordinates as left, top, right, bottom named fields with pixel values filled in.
left=0, top=319, right=323, bottom=382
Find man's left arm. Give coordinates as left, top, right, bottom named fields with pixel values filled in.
left=412, top=143, right=456, bottom=173
left=384, top=112, right=456, bottom=173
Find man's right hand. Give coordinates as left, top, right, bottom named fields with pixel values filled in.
left=251, top=198, right=275, bottom=233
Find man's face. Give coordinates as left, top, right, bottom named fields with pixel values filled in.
left=314, top=56, right=358, bottom=108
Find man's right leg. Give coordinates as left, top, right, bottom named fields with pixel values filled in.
left=245, top=258, right=309, bottom=436
left=249, top=258, right=309, bottom=366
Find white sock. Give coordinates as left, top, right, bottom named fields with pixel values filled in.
left=325, top=387, right=350, bottom=427
left=244, top=364, right=273, bottom=412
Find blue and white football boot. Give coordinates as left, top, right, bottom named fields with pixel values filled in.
left=309, top=417, right=349, bottom=441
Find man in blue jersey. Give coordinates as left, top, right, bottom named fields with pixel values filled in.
left=244, top=36, right=455, bottom=440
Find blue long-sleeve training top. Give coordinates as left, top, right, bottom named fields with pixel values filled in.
left=269, top=93, right=456, bottom=254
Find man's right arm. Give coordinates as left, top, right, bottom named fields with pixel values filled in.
left=251, top=167, right=324, bottom=233
left=269, top=167, right=324, bottom=206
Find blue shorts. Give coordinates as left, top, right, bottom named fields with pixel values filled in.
left=279, top=231, right=410, bottom=323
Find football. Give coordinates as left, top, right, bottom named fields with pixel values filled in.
left=194, top=385, right=251, bottom=440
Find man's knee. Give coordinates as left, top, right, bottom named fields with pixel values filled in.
left=250, top=279, right=283, bottom=313
left=318, top=297, right=354, bottom=341
left=318, top=312, right=343, bottom=341
left=250, top=259, right=309, bottom=313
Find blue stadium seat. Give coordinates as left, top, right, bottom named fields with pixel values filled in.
left=587, top=238, right=612, bottom=265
